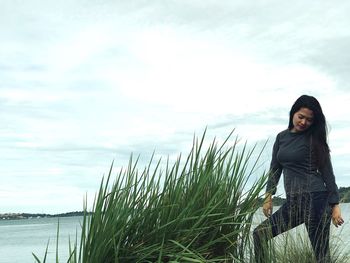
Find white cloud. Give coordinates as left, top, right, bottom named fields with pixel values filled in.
left=0, top=184, right=90, bottom=214
left=112, top=26, right=340, bottom=119
left=0, top=89, right=65, bottom=103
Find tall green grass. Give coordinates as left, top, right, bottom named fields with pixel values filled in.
left=271, top=230, right=350, bottom=263
left=34, top=130, right=268, bottom=262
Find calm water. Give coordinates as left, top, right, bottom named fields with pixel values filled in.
left=1, top=204, right=349, bottom=263
left=0, top=216, right=83, bottom=263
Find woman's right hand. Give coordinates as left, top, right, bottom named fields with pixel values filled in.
left=263, top=193, right=273, bottom=217
left=331, top=204, right=344, bottom=227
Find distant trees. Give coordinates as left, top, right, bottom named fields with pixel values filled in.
left=339, top=186, right=350, bottom=203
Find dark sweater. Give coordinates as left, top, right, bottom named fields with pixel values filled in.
left=266, top=129, right=340, bottom=204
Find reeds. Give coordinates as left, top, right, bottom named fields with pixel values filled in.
left=34, top=130, right=268, bottom=262
left=272, top=230, right=350, bottom=263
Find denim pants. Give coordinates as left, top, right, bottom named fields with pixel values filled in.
left=253, top=192, right=332, bottom=263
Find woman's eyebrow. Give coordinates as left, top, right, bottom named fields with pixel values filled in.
left=298, top=113, right=314, bottom=120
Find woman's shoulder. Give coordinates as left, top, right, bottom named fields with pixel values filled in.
left=276, top=129, right=290, bottom=138
left=275, top=129, right=311, bottom=142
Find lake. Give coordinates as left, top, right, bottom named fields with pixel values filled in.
left=0, top=216, right=83, bottom=263
left=0, top=203, right=349, bottom=263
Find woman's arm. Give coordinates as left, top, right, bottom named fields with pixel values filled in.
left=320, top=156, right=340, bottom=205
left=264, top=133, right=283, bottom=217
left=320, top=156, right=344, bottom=226
left=266, top=134, right=283, bottom=196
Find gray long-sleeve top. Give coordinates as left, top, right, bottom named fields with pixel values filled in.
left=266, top=129, right=340, bottom=205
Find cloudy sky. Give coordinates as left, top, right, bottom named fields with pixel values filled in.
left=1, top=0, right=349, bottom=214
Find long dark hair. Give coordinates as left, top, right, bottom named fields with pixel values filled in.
left=288, top=95, right=330, bottom=168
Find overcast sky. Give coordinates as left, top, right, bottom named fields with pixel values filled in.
left=1, top=0, right=349, bottom=214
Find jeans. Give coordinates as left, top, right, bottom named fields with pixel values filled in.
left=253, top=192, right=332, bottom=263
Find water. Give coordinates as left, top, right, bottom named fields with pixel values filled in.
left=0, top=216, right=83, bottom=263
left=1, top=204, right=349, bottom=263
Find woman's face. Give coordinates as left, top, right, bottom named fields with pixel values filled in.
left=291, top=107, right=314, bottom=133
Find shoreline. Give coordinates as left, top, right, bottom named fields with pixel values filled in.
left=0, top=211, right=91, bottom=220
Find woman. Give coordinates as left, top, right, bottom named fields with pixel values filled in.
left=253, top=95, right=344, bottom=263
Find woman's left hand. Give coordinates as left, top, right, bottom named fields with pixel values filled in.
left=331, top=205, right=344, bottom=227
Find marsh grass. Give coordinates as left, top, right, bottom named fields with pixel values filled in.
left=34, top=130, right=269, bottom=262
left=272, top=231, right=350, bottom=263
left=250, top=207, right=350, bottom=263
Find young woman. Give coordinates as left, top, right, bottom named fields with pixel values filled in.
left=253, top=95, right=344, bottom=263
